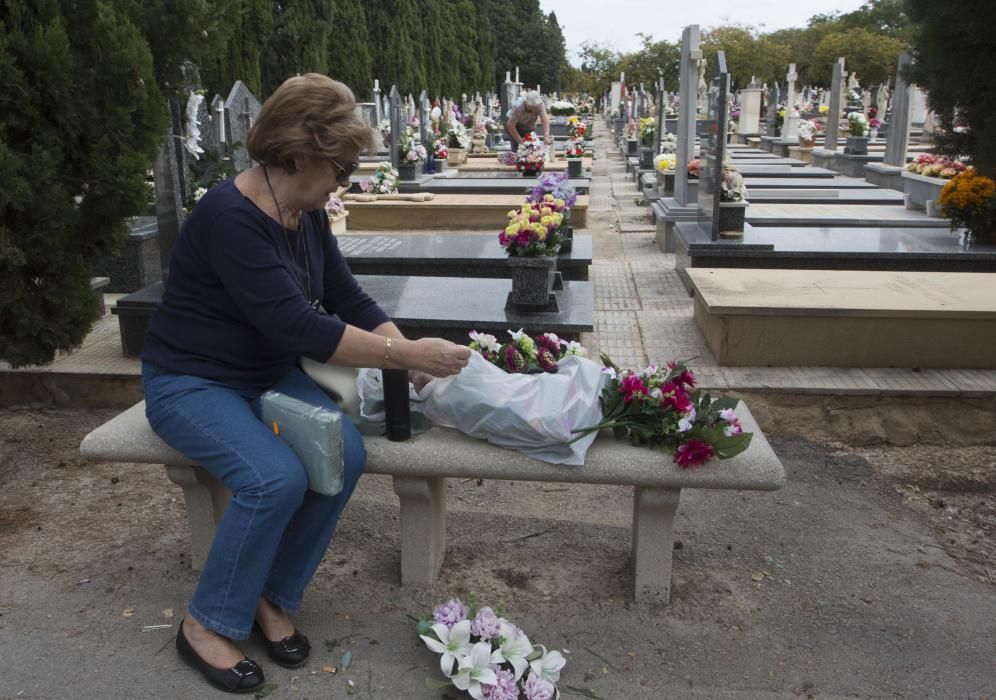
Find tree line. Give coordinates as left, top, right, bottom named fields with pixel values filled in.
left=0, top=0, right=568, bottom=367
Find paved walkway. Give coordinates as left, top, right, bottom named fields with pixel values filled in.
left=3, top=124, right=996, bottom=400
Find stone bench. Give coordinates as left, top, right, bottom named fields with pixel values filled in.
left=688, top=268, right=996, bottom=368
left=80, top=400, right=785, bottom=603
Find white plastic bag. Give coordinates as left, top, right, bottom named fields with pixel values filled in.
left=417, top=353, right=607, bottom=465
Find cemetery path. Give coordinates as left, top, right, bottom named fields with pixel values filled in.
left=1, top=404, right=994, bottom=697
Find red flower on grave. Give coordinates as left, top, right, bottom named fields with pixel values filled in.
left=673, top=439, right=716, bottom=468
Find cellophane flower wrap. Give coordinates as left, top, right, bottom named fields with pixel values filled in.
left=573, top=353, right=753, bottom=468
left=417, top=597, right=567, bottom=699
left=468, top=329, right=587, bottom=374
left=361, top=162, right=399, bottom=194
left=498, top=199, right=564, bottom=256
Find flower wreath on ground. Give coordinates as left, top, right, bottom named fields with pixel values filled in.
left=571, top=353, right=753, bottom=468
left=417, top=597, right=566, bottom=700
left=468, top=329, right=586, bottom=373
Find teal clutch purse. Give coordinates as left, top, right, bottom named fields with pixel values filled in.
left=260, top=391, right=344, bottom=497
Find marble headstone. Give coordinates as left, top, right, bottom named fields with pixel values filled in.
left=739, top=78, right=762, bottom=136
left=883, top=51, right=913, bottom=168
left=224, top=81, right=261, bottom=172
left=389, top=86, right=403, bottom=170
left=674, top=24, right=701, bottom=207
left=697, top=51, right=730, bottom=240
left=823, top=58, right=846, bottom=152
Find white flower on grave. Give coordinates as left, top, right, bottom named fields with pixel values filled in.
left=564, top=340, right=587, bottom=357
left=430, top=106, right=442, bottom=121
left=451, top=641, right=501, bottom=697
left=495, top=621, right=532, bottom=680
left=193, top=187, right=208, bottom=202
left=183, top=91, right=205, bottom=160
left=528, top=644, right=567, bottom=684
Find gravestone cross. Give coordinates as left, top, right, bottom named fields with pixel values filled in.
left=373, top=79, right=382, bottom=124
left=883, top=51, right=913, bottom=168
left=654, top=75, right=665, bottom=155
left=224, top=80, right=261, bottom=171
left=781, top=63, right=799, bottom=143
left=389, top=86, right=402, bottom=171
left=824, top=58, right=846, bottom=152
left=674, top=24, right=701, bottom=207
left=211, top=95, right=226, bottom=146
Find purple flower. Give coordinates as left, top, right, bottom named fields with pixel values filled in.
left=523, top=672, right=556, bottom=700
left=432, top=598, right=469, bottom=629
left=537, top=348, right=558, bottom=373
left=536, top=333, right=560, bottom=353
left=482, top=668, right=518, bottom=700
left=504, top=346, right=527, bottom=373
left=471, top=607, right=502, bottom=641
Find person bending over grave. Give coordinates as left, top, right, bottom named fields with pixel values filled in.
left=140, top=73, right=470, bottom=694
left=505, top=90, right=553, bottom=150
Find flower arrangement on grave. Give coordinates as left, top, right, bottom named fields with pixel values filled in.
left=659, top=133, right=678, bottom=154
left=818, top=104, right=829, bottom=115
left=638, top=117, right=656, bottom=147
left=796, top=119, right=819, bottom=143
left=687, top=159, right=701, bottom=178
left=654, top=153, right=677, bottom=172
left=549, top=100, right=576, bottom=116
left=846, top=112, right=869, bottom=137
left=433, top=138, right=449, bottom=160
left=399, top=125, right=427, bottom=164
left=937, top=168, right=996, bottom=244
left=566, top=116, right=587, bottom=139
left=906, top=153, right=968, bottom=179
left=360, top=162, right=399, bottom=194
left=565, top=138, right=585, bottom=158
left=527, top=172, right=578, bottom=213
left=624, top=119, right=638, bottom=139
left=448, top=121, right=470, bottom=150
left=507, top=133, right=547, bottom=175
left=498, top=199, right=565, bottom=256
left=480, top=116, right=501, bottom=134
left=417, top=597, right=567, bottom=700
left=378, top=118, right=392, bottom=147
left=325, top=195, right=346, bottom=219
left=720, top=165, right=748, bottom=202
left=571, top=354, right=753, bottom=467
left=468, top=330, right=587, bottom=374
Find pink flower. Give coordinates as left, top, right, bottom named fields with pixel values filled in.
left=523, top=673, right=556, bottom=700
left=536, top=333, right=560, bottom=352
left=659, top=381, right=693, bottom=413
left=619, top=374, right=649, bottom=402
left=504, top=345, right=527, bottom=373
left=537, top=348, right=558, bottom=372
left=673, top=439, right=716, bottom=468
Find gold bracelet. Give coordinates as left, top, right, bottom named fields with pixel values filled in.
left=381, top=337, right=392, bottom=369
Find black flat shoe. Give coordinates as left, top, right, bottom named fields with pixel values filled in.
left=176, top=619, right=265, bottom=694
left=253, top=621, right=311, bottom=669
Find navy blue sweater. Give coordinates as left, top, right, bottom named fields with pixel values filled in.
left=142, top=179, right=390, bottom=387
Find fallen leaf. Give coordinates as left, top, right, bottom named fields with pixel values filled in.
left=122, top=607, right=135, bottom=618
left=751, top=572, right=765, bottom=582
left=254, top=683, right=277, bottom=698
left=322, top=665, right=336, bottom=674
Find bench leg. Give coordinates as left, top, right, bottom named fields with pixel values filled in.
left=631, top=486, right=681, bottom=604
left=392, top=476, right=446, bottom=586
left=165, top=465, right=231, bottom=571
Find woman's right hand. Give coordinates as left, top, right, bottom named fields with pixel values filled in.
left=409, top=337, right=471, bottom=378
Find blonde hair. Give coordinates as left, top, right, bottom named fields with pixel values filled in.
left=247, top=74, right=375, bottom=173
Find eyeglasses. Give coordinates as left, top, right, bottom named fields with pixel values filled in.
left=328, top=156, right=360, bottom=186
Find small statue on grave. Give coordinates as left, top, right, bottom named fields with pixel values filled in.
left=696, top=59, right=708, bottom=113
left=469, top=101, right=489, bottom=154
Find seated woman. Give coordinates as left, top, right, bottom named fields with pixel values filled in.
left=505, top=90, right=553, bottom=151
left=141, top=73, right=470, bottom=694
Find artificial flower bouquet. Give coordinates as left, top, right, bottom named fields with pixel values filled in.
left=654, top=153, right=677, bottom=172
left=905, top=153, right=968, bottom=179
left=448, top=121, right=470, bottom=150
left=938, top=168, right=996, bottom=244
left=566, top=116, right=587, bottom=139
left=360, top=162, right=399, bottom=194
left=549, top=99, right=576, bottom=116
left=638, top=117, right=656, bottom=146
left=399, top=125, right=427, bottom=164
left=527, top=172, right=578, bottom=212
left=498, top=200, right=564, bottom=256
left=573, top=354, right=753, bottom=468
left=511, top=133, right=547, bottom=174
left=417, top=597, right=566, bottom=699
left=687, top=158, right=701, bottom=179
left=324, top=195, right=346, bottom=219
left=660, top=132, right=678, bottom=154
left=846, top=112, right=869, bottom=137
left=468, top=329, right=586, bottom=374
left=564, top=138, right=584, bottom=158
left=433, top=138, right=449, bottom=160
left=796, top=119, right=819, bottom=142
left=818, top=104, right=829, bottom=115
left=720, top=164, right=748, bottom=202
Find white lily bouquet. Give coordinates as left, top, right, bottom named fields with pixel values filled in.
left=417, top=597, right=566, bottom=700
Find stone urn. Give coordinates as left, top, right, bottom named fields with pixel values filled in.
left=435, top=158, right=448, bottom=173
left=718, top=201, right=749, bottom=238
left=844, top=136, right=869, bottom=155
left=567, top=158, right=583, bottom=178
left=507, top=255, right=557, bottom=307
left=398, top=163, right=417, bottom=181
left=447, top=147, right=468, bottom=165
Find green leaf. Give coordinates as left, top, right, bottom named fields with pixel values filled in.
left=716, top=433, right=753, bottom=459
left=710, top=397, right=740, bottom=411
left=254, top=684, right=278, bottom=699
left=415, top=618, right=434, bottom=637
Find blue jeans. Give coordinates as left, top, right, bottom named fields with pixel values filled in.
left=141, top=362, right=366, bottom=640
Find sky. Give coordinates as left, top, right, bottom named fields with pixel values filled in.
left=540, top=0, right=870, bottom=63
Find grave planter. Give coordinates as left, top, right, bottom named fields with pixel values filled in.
left=718, top=201, right=749, bottom=238
left=448, top=148, right=468, bottom=166
left=686, top=179, right=699, bottom=204
left=844, top=136, right=869, bottom=155
left=626, top=139, right=638, bottom=157
left=398, top=163, right=417, bottom=180
left=558, top=225, right=574, bottom=254
left=507, top=255, right=557, bottom=307
left=435, top=159, right=448, bottom=173
left=901, top=170, right=948, bottom=218
left=567, top=158, right=583, bottom=178
left=656, top=170, right=676, bottom=197
left=328, top=212, right=348, bottom=235
left=798, top=137, right=816, bottom=149
left=639, top=146, right=654, bottom=169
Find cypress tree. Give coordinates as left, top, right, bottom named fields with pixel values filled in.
left=261, top=0, right=336, bottom=96
left=450, top=0, right=482, bottom=94
left=473, top=0, right=496, bottom=91
left=328, top=0, right=373, bottom=96
left=202, top=0, right=273, bottom=97
left=0, top=0, right=165, bottom=366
